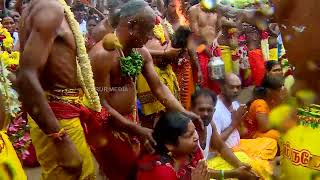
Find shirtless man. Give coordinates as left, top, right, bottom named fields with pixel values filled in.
left=189, top=0, right=220, bottom=46
left=16, top=0, right=95, bottom=179
left=188, top=0, right=222, bottom=93
left=86, top=1, right=200, bottom=179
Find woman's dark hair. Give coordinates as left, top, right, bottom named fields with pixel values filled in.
left=254, top=86, right=268, bottom=99
left=153, top=111, right=191, bottom=155
left=191, top=88, right=217, bottom=107
left=248, top=75, right=284, bottom=106
left=265, top=60, right=280, bottom=72
left=0, top=10, right=12, bottom=20
left=171, top=25, right=192, bottom=48
left=262, top=74, right=284, bottom=90
left=247, top=86, right=268, bottom=107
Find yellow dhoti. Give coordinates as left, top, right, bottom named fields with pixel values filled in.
left=253, top=129, right=281, bottom=140
left=220, top=46, right=233, bottom=74
left=207, top=151, right=273, bottom=180
left=28, top=90, right=95, bottom=180
left=137, top=65, right=179, bottom=115
left=233, top=138, right=278, bottom=160
left=0, top=130, right=27, bottom=180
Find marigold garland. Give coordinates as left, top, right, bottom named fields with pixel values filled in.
left=0, top=26, right=14, bottom=50
left=58, top=0, right=101, bottom=112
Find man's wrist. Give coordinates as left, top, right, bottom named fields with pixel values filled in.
left=129, top=123, right=141, bottom=134
left=235, top=161, right=244, bottom=168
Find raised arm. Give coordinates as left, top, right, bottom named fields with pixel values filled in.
left=16, top=3, right=63, bottom=135
left=140, top=47, right=185, bottom=112
left=140, top=47, right=203, bottom=129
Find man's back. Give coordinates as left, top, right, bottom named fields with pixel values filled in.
left=19, top=0, right=79, bottom=90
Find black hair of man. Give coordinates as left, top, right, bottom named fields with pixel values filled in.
left=261, top=75, right=284, bottom=90
left=87, top=15, right=100, bottom=24
left=191, top=88, right=218, bottom=108
left=190, top=0, right=200, bottom=6
left=0, top=9, right=11, bottom=19
left=265, top=60, right=280, bottom=72
left=163, top=0, right=169, bottom=7
left=72, top=2, right=86, bottom=12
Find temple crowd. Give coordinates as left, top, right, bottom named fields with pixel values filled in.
left=0, top=0, right=319, bottom=180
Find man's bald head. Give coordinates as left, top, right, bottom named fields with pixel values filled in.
left=116, top=0, right=156, bottom=48
left=222, top=73, right=242, bottom=101
left=225, top=73, right=242, bottom=85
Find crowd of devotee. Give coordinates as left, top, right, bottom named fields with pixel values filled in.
left=0, top=0, right=319, bottom=179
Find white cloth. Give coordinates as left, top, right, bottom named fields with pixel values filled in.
left=203, top=124, right=212, bottom=159
left=213, top=96, right=240, bottom=148
left=13, top=32, right=19, bottom=46
left=79, top=20, right=87, bottom=35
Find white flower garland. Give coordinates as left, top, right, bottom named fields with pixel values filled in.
left=0, top=61, right=20, bottom=129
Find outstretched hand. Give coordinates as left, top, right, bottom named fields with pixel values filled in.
left=138, top=126, right=156, bottom=154
left=183, top=111, right=204, bottom=131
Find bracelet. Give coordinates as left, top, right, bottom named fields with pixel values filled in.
left=48, top=128, right=67, bottom=142
left=219, top=170, right=224, bottom=180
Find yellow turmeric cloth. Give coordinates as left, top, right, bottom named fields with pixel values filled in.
left=232, top=138, right=278, bottom=161
left=28, top=90, right=95, bottom=180
left=207, top=151, right=273, bottom=180
left=137, top=65, right=179, bottom=116
left=279, top=104, right=320, bottom=180
left=269, top=48, right=278, bottom=61
left=0, top=130, right=27, bottom=180
left=220, top=45, right=233, bottom=74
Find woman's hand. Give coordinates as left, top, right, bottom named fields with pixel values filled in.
left=191, top=159, right=210, bottom=180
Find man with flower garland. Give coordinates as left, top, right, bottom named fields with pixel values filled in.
left=16, top=0, right=98, bottom=179
left=87, top=1, right=202, bottom=179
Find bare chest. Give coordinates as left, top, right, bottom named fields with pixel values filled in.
left=198, top=11, right=217, bottom=27
left=110, top=60, right=136, bottom=88
left=56, top=18, right=76, bottom=51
